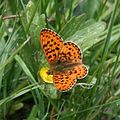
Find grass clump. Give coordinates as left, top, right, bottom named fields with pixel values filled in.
left=0, top=0, right=120, bottom=120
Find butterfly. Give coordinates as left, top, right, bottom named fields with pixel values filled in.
left=40, top=28, right=88, bottom=92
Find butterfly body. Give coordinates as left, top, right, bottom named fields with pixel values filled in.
left=40, top=28, right=88, bottom=92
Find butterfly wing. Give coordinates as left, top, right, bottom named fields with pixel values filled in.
left=40, top=28, right=64, bottom=65
left=58, top=42, right=82, bottom=65
left=53, top=64, right=88, bottom=92
left=53, top=70, right=77, bottom=92
left=73, top=64, right=88, bottom=79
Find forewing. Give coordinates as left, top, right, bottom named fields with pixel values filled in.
left=58, top=42, right=82, bottom=64
left=40, top=28, right=64, bottom=64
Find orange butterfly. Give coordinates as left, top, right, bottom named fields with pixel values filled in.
left=40, top=28, right=88, bottom=92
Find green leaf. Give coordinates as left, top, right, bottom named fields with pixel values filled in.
left=59, top=14, right=86, bottom=39
left=69, top=21, right=106, bottom=51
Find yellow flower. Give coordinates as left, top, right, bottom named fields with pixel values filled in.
left=39, top=67, right=53, bottom=83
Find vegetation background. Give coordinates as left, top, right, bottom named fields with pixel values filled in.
left=0, top=0, right=120, bottom=120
